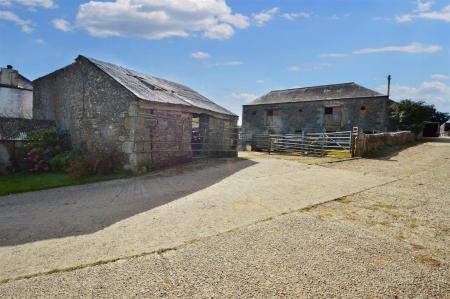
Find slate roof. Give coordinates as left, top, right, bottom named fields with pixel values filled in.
left=247, top=83, right=385, bottom=105
left=80, top=56, right=236, bottom=117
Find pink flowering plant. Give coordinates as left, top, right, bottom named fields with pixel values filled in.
left=24, top=128, right=70, bottom=173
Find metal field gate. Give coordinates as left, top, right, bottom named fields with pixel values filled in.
left=245, top=131, right=353, bottom=156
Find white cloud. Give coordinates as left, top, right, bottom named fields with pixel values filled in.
left=191, top=51, right=210, bottom=59
left=376, top=77, right=450, bottom=112
left=282, top=12, right=310, bottom=21
left=320, top=52, right=349, bottom=58
left=415, top=0, right=434, bottom=12
left=232, top=92, right=258, bottom=103
left=211, top=61, right=242, bottom=67
left=256, top=79, right=265, bottom=84
left=1, top=0, right=56, bottom=8
left=0, top=10, right=33, bottom=32
left=287, top=66, right=302, bottom=72
left=52, top=18, right=72, bottom=32
left=353, top=43, right=442, bottom=54
left=76, top=0, right=249, bottom=40
left=322, top=43, right=442, bottom=59
left=253, top=7, right=279, bottom=26
left=204, top=23, right=234, bottom=40
left=396, top=2, right=450, bottom=23
left=432, top=74, right=450, bottom=81
left=395, top=14, right=413, bottom=23
left=220, top=13, right=249, bottom=29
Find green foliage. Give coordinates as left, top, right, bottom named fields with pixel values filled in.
left=389, top=100, right=449, bottom=134
left=66, top=145, right=125, bottom=179
left=48, top=149, right=83, bottom=171
left=25, top=128, right=70, bottom=153
left=430, top=110, right=450, bottom=124
left=23, top=128, right=70, bottom=173
left=0, top=172, right=130, bottom=196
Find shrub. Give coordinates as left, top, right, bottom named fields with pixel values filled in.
left=24, top=128, right=70, bottom=173
left=0, top=164, right=7, bottom=176
left=49, top=149, right=82, bottom=172
left=66, top=145, right=124, bottom=179
left=66, top=156, right=98, bottom=180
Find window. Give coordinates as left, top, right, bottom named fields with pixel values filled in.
left=324, top=107, right=333, bottom=115
left=360, top=106, right=366, bottom=111
left=298, top=108, right=303, bottom=112
left=252, top=111, right=257, bottom=116
left=265, top=109, right=280, bottom=126
left=268, top=109, right=279, bottom=116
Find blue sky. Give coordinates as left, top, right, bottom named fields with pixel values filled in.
left=1, top=0, right=449, bottom=120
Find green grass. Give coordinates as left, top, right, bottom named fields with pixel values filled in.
left=0, top=172, right=130, bottom=196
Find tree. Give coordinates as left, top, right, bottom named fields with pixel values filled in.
left=389, top=100, right=449, bottom=134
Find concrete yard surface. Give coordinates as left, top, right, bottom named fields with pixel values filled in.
left=0, top=140, right=449, bottom=297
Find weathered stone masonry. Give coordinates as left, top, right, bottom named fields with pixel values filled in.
left=33, top=56, right=238, bottom=173
left=242, top=83, right=392, bottom=137
left=243, top=97, right=389, bottom=135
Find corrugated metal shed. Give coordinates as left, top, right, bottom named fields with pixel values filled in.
left=81, top=56, right=236, bottom=117
left=248, top=82, right=385, bottom=105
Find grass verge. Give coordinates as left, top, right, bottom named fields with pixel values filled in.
left=0, top=172, right=130, bottom=196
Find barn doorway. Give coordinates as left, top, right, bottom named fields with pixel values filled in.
left=422, top=122, right=440, bottom=137
left=192, top=114, right=208, bottom=158
left=324, top=106, right=342, bottom=131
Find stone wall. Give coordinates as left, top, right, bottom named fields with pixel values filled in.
left=125, top=100, right=194, bottom=173
left=352, top=131, right=415, bottom=157
left=33, top=58, right=137, bottom=170
left=242, top=96, right=389, bottom=136
left=0, top=117, right=55, bottom=140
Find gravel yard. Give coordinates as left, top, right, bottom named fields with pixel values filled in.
left=0, top=140, right=449, bottom=298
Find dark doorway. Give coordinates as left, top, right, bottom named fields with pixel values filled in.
left=422, top=122, right=440, bottom=137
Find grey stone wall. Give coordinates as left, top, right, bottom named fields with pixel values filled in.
left=0, top=117, right=55, bottom=140
left=34, top=58, right=139, bottom=170
left=242, top=97, right=389, bottom=136
left=125, top=100, right=194, bottom=172
left=353, top=131, right=415, bottom=157
left=34, top=58, right=135, bottom=151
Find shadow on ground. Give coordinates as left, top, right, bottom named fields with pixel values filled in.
left=0, top=158, right=256, bottom=247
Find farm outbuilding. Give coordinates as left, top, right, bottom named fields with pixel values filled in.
left=242, top=83, right=392, bottom=136
left=33, top=55, right=238, bottom=173
left=0, top=65, right=33, bottom=119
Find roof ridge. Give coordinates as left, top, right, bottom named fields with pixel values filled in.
left=269, top=82, right=356, bottom=93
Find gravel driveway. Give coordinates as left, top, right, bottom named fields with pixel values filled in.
left=0, top=140, right=449, bottom=297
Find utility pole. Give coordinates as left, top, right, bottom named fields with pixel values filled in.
left=387, top=75, right=391, bottom=98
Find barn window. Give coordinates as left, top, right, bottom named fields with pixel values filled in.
left=324, top=107, right=333, bottom=115
left=252, top=111, right=256, bottom=116
left=298, top=109, right=303, bottom=112
left=265, top=109, right=280, bottom=126
left=360, top=106, right=366, bottom=111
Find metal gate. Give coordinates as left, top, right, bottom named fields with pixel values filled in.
left=245, top=131, right=352, bottom=156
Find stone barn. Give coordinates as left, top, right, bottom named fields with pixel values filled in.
left=33, top=55, right=238, bottom=173
left=242, top=83, right=392, bottom=136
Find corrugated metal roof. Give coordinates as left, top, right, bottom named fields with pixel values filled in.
left=81, top=56, right=236, bottom=117
left=247, top=82, right=385, bottom=105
